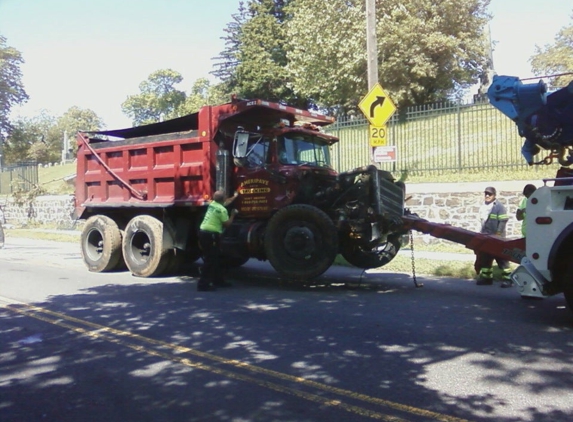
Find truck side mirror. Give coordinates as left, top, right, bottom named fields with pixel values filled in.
left=233, top=132, right=250, bottom=158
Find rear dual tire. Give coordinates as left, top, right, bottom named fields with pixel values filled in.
left=80, top=215, right=123, bottom=272
left=81, top=214, right=176, bottom=278
left=122, top=215, right=172, bottom=278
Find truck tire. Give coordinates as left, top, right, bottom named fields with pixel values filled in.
left=265, top=204, right=338, bottom=282
left=341, top=236, right=401, bottom=269
left=80, top=215, right=124, bottom=272
left=122, top=215, right=171, bottom=277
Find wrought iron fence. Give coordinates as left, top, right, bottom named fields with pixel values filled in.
left=0, top=162, right=39, bottom=195
left=325, top=100, right=532, bottom=175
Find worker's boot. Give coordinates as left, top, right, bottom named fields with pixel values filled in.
left=500, top=268, right=513, bottom=288
left=476, top=268, right=493, bottom=285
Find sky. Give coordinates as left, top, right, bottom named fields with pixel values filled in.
left=0, top=0, right=572, bottom=130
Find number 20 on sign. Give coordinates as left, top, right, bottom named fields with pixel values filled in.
left=369, top=124, right=387, bottom=146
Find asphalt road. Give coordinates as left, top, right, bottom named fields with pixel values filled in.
left=1, top=237, right=573, bottom=422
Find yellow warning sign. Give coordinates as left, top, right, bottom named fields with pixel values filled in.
left=359, top=83, right=397, bottom=126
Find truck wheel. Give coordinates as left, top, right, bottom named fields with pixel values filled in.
left=265, top=204, right=338, bottom=281
left=122, top=215, right=171, bottom=277
left=80, top=215, right=124, bottom=272
left=341, top=236, right=401, bottom=269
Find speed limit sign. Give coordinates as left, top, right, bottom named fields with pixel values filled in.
left=369, top=125, right=387, bottom=146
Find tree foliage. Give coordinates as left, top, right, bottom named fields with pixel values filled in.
left=214, top=0, right=491, bottom=112
left=57, top=106, right=104, bottom=155
left=212, top=0, right=310, bottom=108
left=286, top=0, right=490, bottom=111
left=121, top=71, right=231, bottom=123
left=121, top=69, right=186, bottom=125
left=284, top=0, right=364, bottom=112
left=0, top=35, right=28, bottom=141
left=211, top=2, right=248, bottom=93
left=177, top=78, right=230, bottom=115
left=4, top=112, right=57, bottom=164
left=530, top=14, right=573, bottom=89
left=3, top=107, right=103, bottom=165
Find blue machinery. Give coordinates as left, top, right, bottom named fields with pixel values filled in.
left=487, top=74, right=573, bottom=165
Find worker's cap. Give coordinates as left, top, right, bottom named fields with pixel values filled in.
left=523, top=184, right=536, bottom=195
left=484, top=186, right=496, bottom=195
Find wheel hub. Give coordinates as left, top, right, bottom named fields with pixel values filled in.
left=283, top=226, right=315, bottom=259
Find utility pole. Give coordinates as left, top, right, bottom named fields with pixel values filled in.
left=366, top=0, right=378, bottom=90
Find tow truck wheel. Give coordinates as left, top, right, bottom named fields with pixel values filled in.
left=265, top=204, right=338, bottom=282
left=122, top=215, right=171, bottom=277
left=341, top=235, right=401, bottom=269
left=80, top=215, right=124, bottom=272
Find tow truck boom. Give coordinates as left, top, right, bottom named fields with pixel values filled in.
left=402, top=214, right=525, bottom=272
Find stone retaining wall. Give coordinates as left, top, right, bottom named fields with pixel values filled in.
left=0, top=180, right=539, bottom=239
left=0, top=195, right=78, bottom=229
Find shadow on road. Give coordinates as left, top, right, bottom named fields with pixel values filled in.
left=1, top=260, right=573, bottom=421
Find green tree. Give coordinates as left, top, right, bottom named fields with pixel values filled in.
left=3, top=107, right=103, bottom=165
left=284, top=0, right=364, bottom=112
left=530, top=14, right=573, bottom=89
left=56, top=106, right=104, bottom=156
left=286, top=0, right=490, bottom=111
left=211, top=1, right=248, bottom=94
left=0, top=35, right=28, bottom=140
left=213, top=0, right=311, bottom=108
left=3, top=112, right=56, bottom=164
left=121, top=69, right=186, bottom=125
left=177, top=78, right=230, bottom=115
left=2, top=119, right=33, bottom=164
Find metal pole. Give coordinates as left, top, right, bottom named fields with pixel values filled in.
left=366, top=0, right=378, bottom=90
left=366, top=0, right=378, bottom=165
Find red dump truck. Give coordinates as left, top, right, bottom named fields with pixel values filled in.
left=75, top=97, right=406, bottom=281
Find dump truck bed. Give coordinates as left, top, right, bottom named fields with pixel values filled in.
left=74, top=99, right=337, bottom=218
left=75, top=116, right=214, bottom=218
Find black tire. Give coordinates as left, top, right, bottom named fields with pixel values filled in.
left=264, top=204, right=338, bottom=281
left=122, top=215, right=172, bottom=277
left=341, top=236, right=401, bottom=269
left=80, top=215, right=123, bottom=272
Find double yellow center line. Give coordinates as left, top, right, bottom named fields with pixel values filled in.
left=2, top=300, right=468, bottom=422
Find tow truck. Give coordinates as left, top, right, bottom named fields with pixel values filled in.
left=403, top=74, right=573, bottom=313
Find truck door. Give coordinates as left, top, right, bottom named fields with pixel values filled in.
left=233, top=132, right=280, bottom=217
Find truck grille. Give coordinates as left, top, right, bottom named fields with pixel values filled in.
left=373, top=171, right=404, bottom=219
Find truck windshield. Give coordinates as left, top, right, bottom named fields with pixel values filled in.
left=278, top=133, right=332, bottom=168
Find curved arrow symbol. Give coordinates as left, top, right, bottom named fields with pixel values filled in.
left=369, top=96, right=385, bottom=118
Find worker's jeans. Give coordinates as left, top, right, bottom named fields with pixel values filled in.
left=198, top=230, right=223, bottom=287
